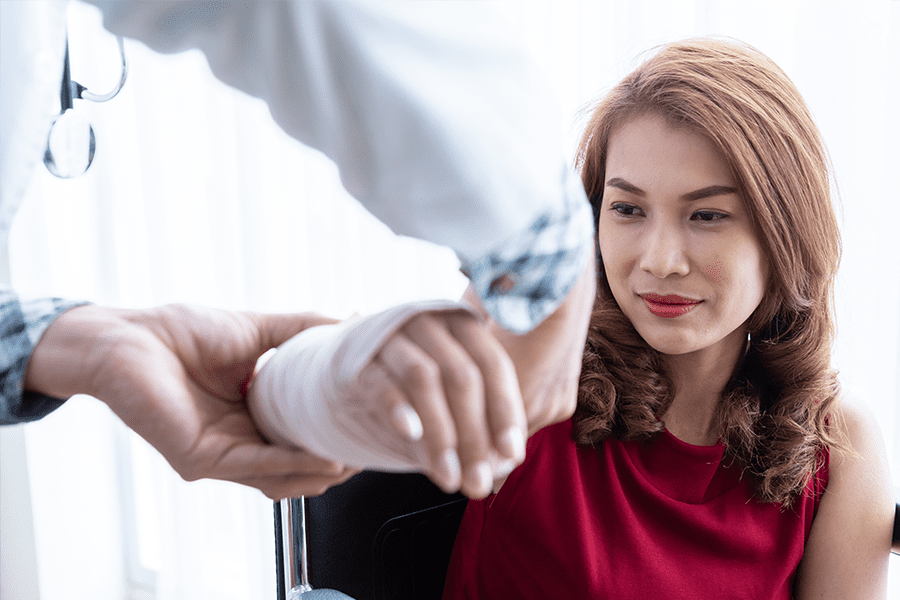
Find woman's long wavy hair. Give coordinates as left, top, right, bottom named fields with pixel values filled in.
left=574, top=38, right=843, bottom=506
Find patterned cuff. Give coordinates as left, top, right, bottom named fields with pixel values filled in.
left=1, top=292, right=89, bottom=424
left=460, top=167, right=594, bottom=334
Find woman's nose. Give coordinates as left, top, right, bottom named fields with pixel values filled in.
left=639, top=226, right=690, bottom=278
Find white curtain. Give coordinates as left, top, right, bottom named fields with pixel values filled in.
left=8, top=1, right=898, bottom=599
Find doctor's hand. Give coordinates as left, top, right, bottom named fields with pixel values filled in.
left=25, top=304, right=358, bottom=499
left=358, top=310, right=527, bottom=499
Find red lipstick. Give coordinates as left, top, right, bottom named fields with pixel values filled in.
left=640, top=294, right=701, bottom=318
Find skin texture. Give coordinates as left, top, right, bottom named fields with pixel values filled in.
left=598, top=113, right=767, bottom=445
left=25, top=304, right=358, bottom=499
left=474, top=261, right=597, bottom=494
left=23, top=264, right=595, bottom=501
left=484, top=261, right=596, bottom=440
left=794, top=398, right=894, bottom=599
left=26, top=302, right=529, bottom=499
left=597, top=113, right=894, bottom=598
left=361, top=260, right=596, bottom=498
left=353, top=309, right=528, bottom=498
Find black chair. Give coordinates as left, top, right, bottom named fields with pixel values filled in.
left=893, top=488, right=900, bottom=555
left=275, top=472, right=466, bottom=600
left=275, top=479, right=900, bottom=599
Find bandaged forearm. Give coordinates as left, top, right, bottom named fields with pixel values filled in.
left=248, top=300, right=476, bottom=471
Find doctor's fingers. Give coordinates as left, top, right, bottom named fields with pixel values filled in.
left=236, top=466, right=360, bottom=500
left=198, top=444, right=356, bottom=499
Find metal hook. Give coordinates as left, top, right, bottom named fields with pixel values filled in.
left=44, top=31, right=127, bottom=179
left=75, top=36, right=128, bottom=103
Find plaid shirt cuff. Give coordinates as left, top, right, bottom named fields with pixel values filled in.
left=460, top=168, right=594, bottom=334
left=1, top=290, right=89, bottom=424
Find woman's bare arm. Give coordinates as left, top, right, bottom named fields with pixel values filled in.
left=464, top=260, right=597, bottom=437
left=794, top=397, right=895, bottom=599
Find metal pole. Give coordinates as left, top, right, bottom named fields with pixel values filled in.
left=274, top=501, right=286, bottom=600
left=280, top=497, right=313, bottom=599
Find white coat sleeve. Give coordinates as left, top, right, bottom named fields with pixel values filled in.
left=88, top=0, right=594, bottom=333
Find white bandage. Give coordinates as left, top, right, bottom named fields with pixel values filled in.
left=248, top=300, right=477, bottom=471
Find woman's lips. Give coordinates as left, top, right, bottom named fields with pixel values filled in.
left=640, top=294, right=702, bottom=318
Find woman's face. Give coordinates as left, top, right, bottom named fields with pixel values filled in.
left=597, top=113, right=768, bottom=360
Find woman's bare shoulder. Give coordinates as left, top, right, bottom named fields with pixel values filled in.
left=831, top=395, right=881, bottom=445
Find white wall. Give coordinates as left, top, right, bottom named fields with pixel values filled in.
left=3, top=1, right=898, bottom=598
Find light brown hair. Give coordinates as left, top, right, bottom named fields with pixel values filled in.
left=574, top=38, right=843, bottom=506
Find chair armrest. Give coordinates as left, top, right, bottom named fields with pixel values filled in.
left=892, top=488, right=899, bottom=555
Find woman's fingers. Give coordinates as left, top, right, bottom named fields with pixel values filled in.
left=448, top=314, right=526, bottom=465
left=376, top=331, right=463, bottom=494
left=401, top=314, right=495, bottom=498
left=356, top=360, right=424, bottom=442
left=359, top=309, right=526, bottom=499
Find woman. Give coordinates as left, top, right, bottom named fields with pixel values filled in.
left=442, top=38, right=894, bottom=599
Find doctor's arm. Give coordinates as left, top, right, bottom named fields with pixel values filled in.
left=21, top=302, right=357, bottom=499
left=81, top=0, right=596, bottom=494
left=88, top=0, right=586, bottom=335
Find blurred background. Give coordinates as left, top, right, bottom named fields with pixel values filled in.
left=3, top=1, right=898, bottom=598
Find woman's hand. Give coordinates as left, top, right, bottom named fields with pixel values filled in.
left=358, top=309, right=527, bottom=499
left=26, top=304, right=358, bottom=499
left=356, top=259, right=596, bottom=498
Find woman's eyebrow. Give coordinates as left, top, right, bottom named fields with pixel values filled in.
left=605, top=178, right=738, bottom=202
left=681, top=185, right=739, bottom=201
left=605, top=177, right=644, bottom=196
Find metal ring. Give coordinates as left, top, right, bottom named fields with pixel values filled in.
left=42, top=111, right=96, bottom=178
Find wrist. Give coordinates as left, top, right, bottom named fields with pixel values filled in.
left=490, top=260, right=595, bottom=434
left=24, top=304, right=137, bottom=401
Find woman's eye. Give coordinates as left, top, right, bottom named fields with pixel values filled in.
left=692, top=210, right=728, bottom=222
left=610, top=203, right=644, bottom=217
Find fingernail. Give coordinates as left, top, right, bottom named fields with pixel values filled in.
left=392, top=404, right=423, bottom=441
left=497, top=427, right=526, bottom=462
left=464, top=461, right=493, bottom=498
left=435, top=449, right=461, bottom=492
left=492, top=458, right=516, bottom=479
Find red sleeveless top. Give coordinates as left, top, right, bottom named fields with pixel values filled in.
left=443, top=418, right=828, bottom=599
